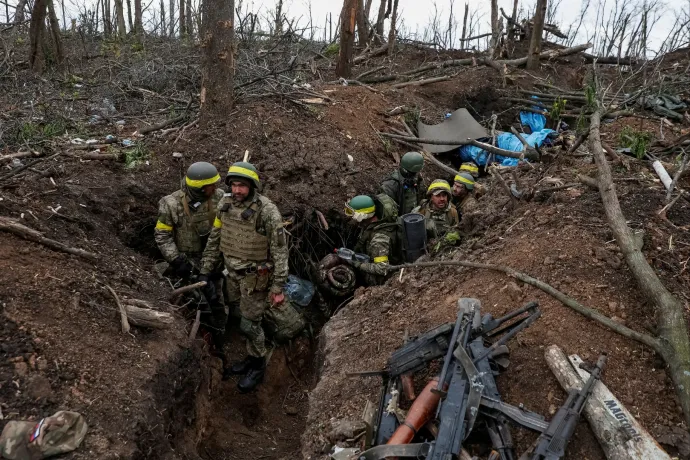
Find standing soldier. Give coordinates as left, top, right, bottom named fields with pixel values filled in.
left=154, top=162, right=226, bottom=350
left=379, top=151, right=425, bottom=215
left=343, top=194, right=401, bottom=286
left=413, top=179, right=460, bottom=244
left=199, top=162, right=289, bottom=392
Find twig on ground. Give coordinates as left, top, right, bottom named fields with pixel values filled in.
left=106, top=284, right=131, bottom=334
left=0, top=217, right=98, bottom=261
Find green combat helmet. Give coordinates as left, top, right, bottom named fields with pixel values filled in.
left=454, top=172, right=475, bottom=190
left=226, top=161, right=261, bottom=189
left=186, top=162, right=220, bottom=189
left=345, top=195, right=376, bottom=222
left=400, top=151, right=424, bottom=174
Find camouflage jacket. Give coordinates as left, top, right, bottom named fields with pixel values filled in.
left=413, top=199, right=460, bottom=239
left=452, top=193, right=479, bottom=218
left=353, top=195, right=401, bottom=286
left=200, top=191, right=288, bottom=294
left=379, top=169, right=424, bottom=216
left=155, top=187, right=225, bottom=263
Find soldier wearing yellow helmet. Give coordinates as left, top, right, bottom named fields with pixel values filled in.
left=412, top=179, right=460, bottom=245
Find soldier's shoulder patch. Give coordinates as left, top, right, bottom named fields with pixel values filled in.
left=276, top=227, right=286, bottom=247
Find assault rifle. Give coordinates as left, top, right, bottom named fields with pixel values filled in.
left=519, top=354, right=608, bottom=460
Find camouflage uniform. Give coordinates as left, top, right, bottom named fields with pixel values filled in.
left=453, top=193, right=479, bottom=217
left=413, top=199, right=460, bottom=239
left=201, top=190, right=288, bottom=358
left=379, top=169, right=424, bottom=216
left=0, top=411, right=87, bottom=459
left=154, top=183, right=225, bottom=266
left=353, top=195, right=401, bottom=286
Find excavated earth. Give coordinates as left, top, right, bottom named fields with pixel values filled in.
left=0, top=38, right=688, bottom=460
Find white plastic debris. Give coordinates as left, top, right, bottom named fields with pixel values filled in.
left=70, top=138, right=85, bottom=145
left=115, top=120, right=126, bottom=126
left=652, top=160, right=673, bottom=190
left=347, top=154, right=354, bottom=162
left=122, top=139, right=135, bottom=147
left=172, top=152, right=184, bottom=159
left=85, top=139, right=99, bottom=145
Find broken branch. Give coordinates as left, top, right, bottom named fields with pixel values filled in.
left=0, top=217, right=98, bottom=261
left=106, top=284, right=131, bottom=334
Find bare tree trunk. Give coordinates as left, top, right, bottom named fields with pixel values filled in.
left=589, top=108, right=690, bottom=428
left=200, top=0, right=234, bottom=118
left=115, top=0, right=126, bottom=37
left=374, top=0, right=386, bottom=39
left=14, top=0, right=27, bottom=23
left=490, top=0, right=498, bottom=57
left=103, top=0, right=112, bottom=36
left=134, top=0, right=143, bottom=37
left=186, top=0, right=192, bottom=36
left=126, top=0, right=133, bottom=32
left=356, top=0, right=368, bottom=45
left=460, top=3, right=468, bottom=48
left=169, top=0, right=175, bottom=36
left=46, top=0, right=63, bottom=63
left=526, top=0, right=547, bottom=70
left=336, top=0, right=357, bottom=78
left=179, top=0, right=186, bottom=35
left=387, top=0, right=399, bottom=55
left=29, top=0, right=48, bottom=73
left=160, top=0, right=166, bottom=35
left=59, top=0, right=66, bottom=29
left=273, top=0, right=283, bottom=35
left=507, top=0, right=518, bottom=40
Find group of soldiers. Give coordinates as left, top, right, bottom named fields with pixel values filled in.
left=342, top=151, right=481, bottom=286
left=153, top=153, right=482, bottom=393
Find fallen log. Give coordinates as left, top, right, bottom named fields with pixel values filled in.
left=545, top=345, right=671, bottom=460
left=353, top=43, right=389, bottom=64
left=0, top=217, right=98, bottom=261
left=582, top=53, right=640, bottom=65
left=106, top=285, right=131, bottom=334
left=590, top=107, right=690, bottom=427
left=0, top=151, right=39, bottom=162
left=390, top=75, right=451, bottom=89
left=509, top=126, right=542, bottom=158
left=378, top=133, right=540, bottom=161
left=137, top=113, right=186, bottom=135
left=124, top=304, right=174, bottom=329
left=169, top=281, right=207, bottom=302
left=80, top=152, right=120, bottom=161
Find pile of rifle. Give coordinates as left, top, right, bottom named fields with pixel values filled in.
left=353, top=298, right=607, bottom=460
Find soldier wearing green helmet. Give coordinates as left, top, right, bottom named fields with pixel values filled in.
left=199, top=161, right=291, bottom=392
left=379, top=151, right=425, bottom=215
left=344, top=193, right=401, bottom=286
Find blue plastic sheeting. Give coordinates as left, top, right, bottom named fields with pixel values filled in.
left=458, top=129, right=554, bottom=167
left=284, top=275, right=315, bottom=307
left=520, top=111, right=547, bottom=132
left=520, top=95, right=547, bottom=132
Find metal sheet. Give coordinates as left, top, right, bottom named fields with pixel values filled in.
left=417, top=108, right=489, bottom=154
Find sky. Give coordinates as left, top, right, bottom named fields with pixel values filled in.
left=7, top=0, right=687, bottom=54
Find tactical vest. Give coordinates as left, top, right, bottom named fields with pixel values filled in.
left=219, top=195, right=270, bottom=262
left=417, top=200, right=456, bottom=238
left=393, top=171, right=420, bottom=215
left=174, top=190, right=221, bottom=255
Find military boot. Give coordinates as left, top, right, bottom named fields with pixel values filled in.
left=237, top=357, right=266, bottom=393
left=223, top=356, right=254, bottom=380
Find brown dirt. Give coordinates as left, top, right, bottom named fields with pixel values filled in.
left=1, top=33, right=689, bottom=460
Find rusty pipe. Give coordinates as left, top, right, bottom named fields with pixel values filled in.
left=387, top=378, right=441, bottom=445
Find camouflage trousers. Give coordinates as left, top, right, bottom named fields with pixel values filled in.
left=227, top=269, right=306, bottom=358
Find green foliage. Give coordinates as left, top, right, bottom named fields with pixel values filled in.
left=576, top=112, right=588, bottom=132
left=130, top=41, right=145, bottom=52
left=324, top=43, right=340, bottom=58
left=619, top=126, right=652, bottom=159
left=123, top=143, right=151, bottom=168
left=549, top=98, right=567, bottom=121
left=585, top=85, right=596, bottom=109
left=124, top=144, right=150, bottom=168
left=17, top=120, right=67, bottom=143
left=403, top=108, right=421, bottom=130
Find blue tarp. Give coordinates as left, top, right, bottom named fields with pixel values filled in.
left=520, top=95, right=548, bottom=132
left=458, top=129, right=554, bottom=167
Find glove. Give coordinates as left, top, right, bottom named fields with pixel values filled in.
left=444, top=232, right=461, bottom=245
left=171, top=255, right=194, bottom=278
left=197, top=274, right=218, bottom=303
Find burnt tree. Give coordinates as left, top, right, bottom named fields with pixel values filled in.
left=526, top=0, right=548, bottom=69
left=179, top=0, right=186, bottom=36
left=103, top=0, right=112, bottom=36
left=14, top=0, right=27, bottom=23
left=336, top=0, right=357, bottom=78
left=374, top=0, right=387, bottom=40
left=200, top=0, right=234, bottom=118
left=28, top=0, right=48, bottom=72
left=126, top=0, right=134, bottom=32
left=169, top=0, right=175, bottom=36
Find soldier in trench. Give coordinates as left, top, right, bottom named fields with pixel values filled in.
left=342, top=194, right=402, bottom=286
left=199, top=161, right=292, bottom=392
left=379, top=151, right=425, bottom=216
left=451, top=172, right=481, bottom=231
left=412, top=179, right=461, bottom=246
left=154, top=162, right=228, bottom=353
